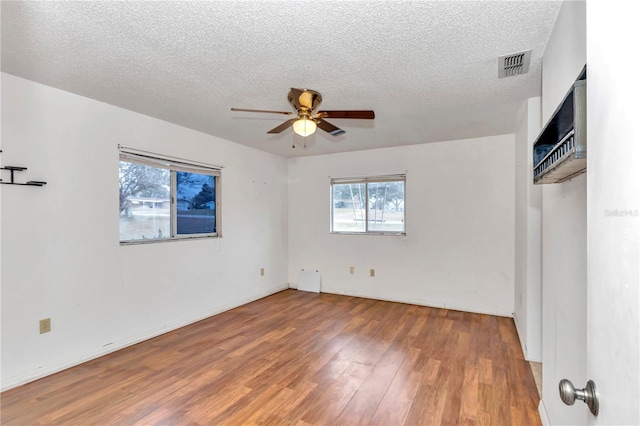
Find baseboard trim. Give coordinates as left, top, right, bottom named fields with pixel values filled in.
left=513, top=314, right=530, bottom=358
left=538, top=400, right=550, bottom=426
left=320, top=287, right=513, bottom=318
left=1, top=284, right=289, bottom=392
left=513, top=314, right=543, bottom=362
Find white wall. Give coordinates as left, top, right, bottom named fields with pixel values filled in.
left=288, top=135, right=515, bottom=316
left=0, top=73, right=289, bottom=390
left=587, top=1, right=640, bottom=423
left=514, top=96, right=542, bottom=362
left=539, top=1, right=587, bottom=424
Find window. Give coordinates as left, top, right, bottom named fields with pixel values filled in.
left=331, top=175, right=405, bottom=235
left=119, top=148, right=221, bottom=243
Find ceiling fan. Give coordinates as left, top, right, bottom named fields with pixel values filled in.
left=231, top=88, right=375, bottom=138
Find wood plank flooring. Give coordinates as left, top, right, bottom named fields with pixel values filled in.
left=1, top=290, right=541, bottom=425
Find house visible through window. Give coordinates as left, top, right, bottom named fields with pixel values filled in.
left=119, top=149, right=221, bottom=243
left=331, top=175, right=405, bottom=235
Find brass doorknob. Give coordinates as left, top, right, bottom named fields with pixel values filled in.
left=559, top=379, right=599, bottom=416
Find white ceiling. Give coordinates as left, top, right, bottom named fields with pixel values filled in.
left=1, top=1, right=561, bottom=158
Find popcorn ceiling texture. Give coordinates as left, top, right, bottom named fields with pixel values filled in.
left=1, top=1, right=561, bottom=157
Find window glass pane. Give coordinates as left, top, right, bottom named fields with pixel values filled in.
left=176, top=172, right=216, bottom=235
left=369, top=181, right=405, bottom=232
left=119, top=161, right=170, bottom=240
left=332, top=183, right=366, bottom=233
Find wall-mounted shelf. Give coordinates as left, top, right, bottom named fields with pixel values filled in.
left=0, top=152, right=47, bottom=186
left=533, top=66, right=586, bottom=184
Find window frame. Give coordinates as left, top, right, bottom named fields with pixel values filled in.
left=330, top=174, right=406, bottom=236
left=119, top=149, right=222, bottom=244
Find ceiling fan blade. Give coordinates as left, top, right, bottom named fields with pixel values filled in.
left=231, top=108, right=293, bottom=115
left=317, top=110, right=375, bottom=119
left=315, top=118, right=346, bottom=137
left=267, top=118, right=297, bottom=134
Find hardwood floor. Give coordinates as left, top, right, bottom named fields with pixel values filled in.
left=1, top=290, right=541, bottom=425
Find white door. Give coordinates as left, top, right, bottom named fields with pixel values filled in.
left=586, top=1, right=640, bottom=424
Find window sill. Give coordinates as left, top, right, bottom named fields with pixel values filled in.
left=330, top=232, right=406, bottom=236
left=120, top=234, right=220, bottom=246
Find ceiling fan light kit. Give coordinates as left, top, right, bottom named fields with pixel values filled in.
left=293, top=117, right=317, bottom=137
left=231, top=88, right=375, bottom=145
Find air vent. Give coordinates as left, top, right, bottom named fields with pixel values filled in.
left=498, top=50, right=532, bottom=78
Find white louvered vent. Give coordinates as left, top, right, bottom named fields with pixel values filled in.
left=498, top=50, right=532, bottom=78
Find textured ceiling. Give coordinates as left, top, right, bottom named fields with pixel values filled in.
left=1, top=1, right=561, bottom=158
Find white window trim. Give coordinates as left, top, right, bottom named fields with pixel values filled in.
left=119, top=146, right=222, bottom=244
left=330, top=174, right=406, bottom=236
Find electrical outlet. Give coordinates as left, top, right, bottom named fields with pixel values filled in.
left=370, top=269, right=376, bottom=277
left=349, top=266, right=355, bottom=274
left=39, top=318, right=51, bottom=334
left=260, top=268, right=265, bottom=276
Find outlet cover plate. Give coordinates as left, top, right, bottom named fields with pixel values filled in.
left=39, top=318, right=51, bottom=334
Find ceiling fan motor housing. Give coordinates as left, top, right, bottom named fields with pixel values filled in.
left=288, top=89, right=323, bottom=112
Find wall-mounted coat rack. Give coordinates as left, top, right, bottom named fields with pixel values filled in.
left=0, top=151, right=47, bottom=186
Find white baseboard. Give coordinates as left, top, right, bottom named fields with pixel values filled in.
left=1, top=284, right=288, bottom=392
left=288, top=281, right=512, bottom=318
left=320, top=287, right=513, bottom=318
left=513, top=313, right=543, bottom=363
left=289, top=285, right=511, bottom=317
left=538, top=400, right=550, bottom=426
left=513, top=313, right=528, bottom=355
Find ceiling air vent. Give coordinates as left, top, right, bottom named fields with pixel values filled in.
left=498, top=50, right=532, bottom=78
